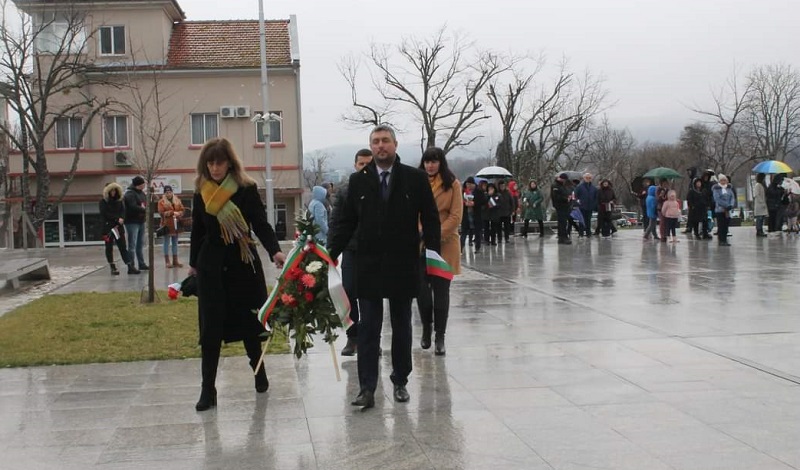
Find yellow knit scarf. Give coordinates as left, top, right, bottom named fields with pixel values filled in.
left=200, top=175, right=255, bottom=264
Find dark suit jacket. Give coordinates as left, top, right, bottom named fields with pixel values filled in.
left=327, top=156, right=441, bottom=300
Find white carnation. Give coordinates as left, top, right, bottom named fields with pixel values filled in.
left=306, top=261, right=324, bottom=273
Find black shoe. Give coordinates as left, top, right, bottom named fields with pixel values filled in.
left=195, top=387, right=217, bottom=411
left=351, top=389, right=375, bottom=409
left=341, top=338, right=357, bottom=356
left=393, top=385, right=410, bottom=403
left=110, top=263, right=120, bottom=276
left=253, top=365, right=269, bottom=393
left=719, top=241, right=731, bottom=246
left=139, top=263, right=150, bottom=271
left=434, top=334, right=446, bottom=356
left=127, top=263, right=140, bottom=275
left=420, top=324, right=432, bottom=350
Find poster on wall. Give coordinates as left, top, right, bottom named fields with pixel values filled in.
left=116, top=175, right=183, bottom=195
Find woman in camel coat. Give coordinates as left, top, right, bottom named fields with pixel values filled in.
left=417, top=147, right=463, bottom=355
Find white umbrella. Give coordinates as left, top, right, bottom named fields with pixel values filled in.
left=475, top=166, right=512, bottom=179
left=782, top=177, right=800, bottom=195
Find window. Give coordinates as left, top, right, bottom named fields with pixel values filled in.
left=103, top=116, right=128, bottom=148
left=191, top=114, right=219, bottom=145
left=256, top=111, right=283, bottom=144
left=55, top=117, right=83, bottom=149
left=99, top=26, right=125, bottom=55
left=34, top=11, right=85, bottom=54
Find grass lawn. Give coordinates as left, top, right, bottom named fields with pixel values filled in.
left=0, top=292, right=288, bottom=368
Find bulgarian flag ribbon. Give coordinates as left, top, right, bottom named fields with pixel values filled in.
left=426, top=249, right=454, bottom=281
left=256, top=241, right=351, bottom=330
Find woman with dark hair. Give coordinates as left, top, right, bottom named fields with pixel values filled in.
left=686, top=178, right=708, bottom=239
left=417, top=147, right=463, bottom=355
left=188, top=137, right=286, bottom=411
left=520, top=180, right=545, bottom=238
left=597, top=179, right=617, bottom=237
left=753, top=173, right=768, bottom=237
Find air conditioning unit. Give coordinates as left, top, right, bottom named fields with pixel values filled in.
left=114, top=151, right=133, bottom=167
left=219, top=106, right=236, bottom=119
left=235, top=106, right=251, bottom=118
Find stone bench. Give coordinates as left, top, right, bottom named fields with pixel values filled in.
left=0, top=258, right=51, bottom=290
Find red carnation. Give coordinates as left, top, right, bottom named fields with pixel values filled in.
left=286, top=266, right=303, bottom=281
left=300, top=273, right=316, bottom=288
left=304, top=292, right=314, bottom=303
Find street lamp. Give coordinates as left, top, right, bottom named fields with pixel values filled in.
left=257, top=0, right=274, bottom=226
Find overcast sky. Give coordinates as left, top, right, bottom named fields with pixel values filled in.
left=188, top=0, right=796, bottom=154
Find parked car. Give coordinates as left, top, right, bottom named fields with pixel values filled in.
left=620, top=211, right=639, bottom=226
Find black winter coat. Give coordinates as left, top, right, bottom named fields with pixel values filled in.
left=99, top=183, right=126, bottom=235
left=551, top=181, right=572, bottom=211
left=328, top=182, right=357, bottom=252
left=327, top=157, right=441, bottom=300
left=686, top=187, right=708, bottom=222
left=189, top=184, right=282, bottom=346
left=460, top=187, right=486, bottom=230
left=123, top=186, right=147, bottom=224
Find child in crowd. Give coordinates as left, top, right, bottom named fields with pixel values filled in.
left=661, top=190, right=682, bottom=243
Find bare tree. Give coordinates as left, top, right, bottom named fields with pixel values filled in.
left=689, top=70, right=757, bottom=177
left=347, top=26, right=512, bottom=155
left=514, top=60, right=608, bottom=183
left=0, top=1, right=113, bottom=229
left=303, top=150, right=330, bottom=190
left=585, top=117, right=636, bottom=188
left=745, top=63, right=800, bottom=160
left=338, top=54, right=396, bottom=129
left=118, top=51, right=185, bottom=303
left=486, top=59, right=540, bottom=173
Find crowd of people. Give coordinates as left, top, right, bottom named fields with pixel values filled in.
left=96, top=127, right=798, bottom=412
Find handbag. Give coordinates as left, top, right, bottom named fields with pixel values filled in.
left=155, top=224, right=168, bottom=237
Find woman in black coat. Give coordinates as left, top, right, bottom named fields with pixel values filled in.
left=99, top=182, right=137, bottom=275
left=188, top=137, right=286, bottom=411
left=766, top=174, right=786, bottom=233
left=686, top=178, right=709, bottom=238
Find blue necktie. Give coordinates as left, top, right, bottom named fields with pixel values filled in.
left=380, top=171, right=389, bottom=201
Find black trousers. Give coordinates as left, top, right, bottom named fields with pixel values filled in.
left=522, top=219, right=544, bottom=236
left=460, top=219, right=482, bottom=251
left=499, top=216, right=512, bottom=241
left=357, top=297, right=412, bottom=392
left=717, top=214, right=730, bottom=243
left=341, top=250, right=359, bottom=339
left=200, top=337, right=262, bottom=389
left=580, top=209, right=593, bottom=236
left=104, top=233, right=130, bottom=264
left=556, top=209, right=570, bottom=240
left=417, top=268, right=451, bottom=334
left=767, top=209, right=778, bottom=232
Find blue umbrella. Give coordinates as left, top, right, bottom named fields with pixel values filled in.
left=752, top=160, right=793, bottom=174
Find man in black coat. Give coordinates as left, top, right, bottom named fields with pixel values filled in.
left=327, top=125, right=441, bottom=410
left=551, top=173, right=573, bottom=245
left=328, top=148, right=373, bottom=356
left=123, top=176, right=149, bottom=270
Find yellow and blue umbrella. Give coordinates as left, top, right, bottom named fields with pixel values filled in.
left=752, top=160, right=793, bottom=174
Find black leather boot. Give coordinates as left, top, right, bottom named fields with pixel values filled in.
left=251, top=359, right=269, bottom=393
left=434, top=333, right=446, bottom=356
left=109, top=263, right=119, bottom=275
left=195, top=387, right=217, bottom=411
left=196, top=345, right=220, bottom=411
left=127, top=262, right=140, bottom=275
left=421, top=323, right=432, bottom=350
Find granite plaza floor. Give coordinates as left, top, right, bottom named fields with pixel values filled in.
left=1, top=227, right=799, bottom=469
